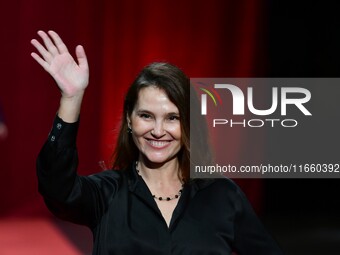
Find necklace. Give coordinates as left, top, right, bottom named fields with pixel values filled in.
left=135, top=162, right=184, bottom=201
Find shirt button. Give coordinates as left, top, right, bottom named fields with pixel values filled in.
left=57, top=123, right=62, bottom=129
left=51, top=135, right=55, bottom=142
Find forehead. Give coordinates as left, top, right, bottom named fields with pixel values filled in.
left=135, top=86, right=179, bottom=113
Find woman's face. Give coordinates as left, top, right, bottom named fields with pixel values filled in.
left=129, top=86, right=182, bottom=165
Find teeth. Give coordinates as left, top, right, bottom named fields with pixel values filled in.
left=149, top=140, right=169, bottom=147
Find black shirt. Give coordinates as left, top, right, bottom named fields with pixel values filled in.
left=36, top=116, right=283, bottom=255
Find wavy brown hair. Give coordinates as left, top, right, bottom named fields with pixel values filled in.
left=111, top=62, right=191, bottom=181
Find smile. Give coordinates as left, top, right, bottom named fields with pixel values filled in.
left=146, top=139, right=171, bottom=148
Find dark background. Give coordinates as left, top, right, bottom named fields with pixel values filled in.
left=265, top=1, right=340, bottom=254
left=0, top=0, right=339, bottom=254
left=266, top=0, right=340, bottom=219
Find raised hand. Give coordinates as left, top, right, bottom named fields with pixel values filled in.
left=31, top=31, right=89, bottom=98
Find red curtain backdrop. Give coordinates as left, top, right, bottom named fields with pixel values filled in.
left=0, top=0, right=266, bottom=217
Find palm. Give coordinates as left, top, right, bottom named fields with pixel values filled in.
left=49, top=52, right=89, bottom=96
left=31, top=31, right=89, bottom=97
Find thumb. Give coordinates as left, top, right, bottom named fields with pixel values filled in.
left=75, top=45, right=89, bottom=70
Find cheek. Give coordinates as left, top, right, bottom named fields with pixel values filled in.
left=168, top=124, right=182, bottom=140
left=130, top=121, right=151, bottom=147
left=131, top=118, right=150, bottom=135
left=131, top=132, right=144, bottom=152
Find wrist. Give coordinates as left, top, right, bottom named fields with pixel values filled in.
left=61, top=89, right=85, bottom=100
left=58, top=93, right=84, bottom=123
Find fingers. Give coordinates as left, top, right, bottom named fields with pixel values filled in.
left=30, top=30, right=68, bottom=63
left=37, top=30, right=59, bottom=56
left=31, top=30, right=88, bottom=73
left=30, top=38, right=53, bottom=64
left=75, top=45, right=89, bottom=71
left=48, top=30, right=69, bottom=54
left=30, top=52, right=50, bottom=71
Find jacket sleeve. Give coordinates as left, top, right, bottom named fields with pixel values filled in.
left=36, top=115, right=119, bottom=228
left=232, top=186, right=284, bottom=255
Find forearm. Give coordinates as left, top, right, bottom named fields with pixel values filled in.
left=32, top=30, right=97, bottom=225
left=58, top=92, right=84, bottom=123
left=36, top=115, right=101, bottom=227
left=36, top=115, right=79, bottom=202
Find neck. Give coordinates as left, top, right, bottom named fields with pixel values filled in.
left=137, top=157, right=181, bottom=186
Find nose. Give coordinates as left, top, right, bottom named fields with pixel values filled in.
left=151, top=120, right=165, bottom=138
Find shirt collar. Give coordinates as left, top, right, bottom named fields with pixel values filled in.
left=126, top=161, right=217, bottom=195
left=126, top=161, right=140, bottom=192
left=124, top=161, right=217, bottom=230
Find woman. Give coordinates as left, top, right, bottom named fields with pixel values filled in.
left=32, top=31, right=283, bottom=254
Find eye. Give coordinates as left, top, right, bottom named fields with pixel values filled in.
left=139, top=113, right=152, bottom=119
left=168, top=115, right=180, bottom=121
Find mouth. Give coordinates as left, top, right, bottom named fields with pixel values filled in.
left=146, top=139, right=171, bottom=149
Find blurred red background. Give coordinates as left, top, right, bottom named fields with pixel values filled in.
left=3, top=1, right=340, bottom=254
left=0, top=0, right=266, bottom=217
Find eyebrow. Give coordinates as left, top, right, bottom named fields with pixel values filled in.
left=135, top=109, right=180, bottom=116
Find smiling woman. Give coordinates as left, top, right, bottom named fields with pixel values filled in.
left=112, top=62, right=190, bottom=182
left=112, top=63, right=189, bottom=227
left=129, top=87, right=182, bottom=164
left=33, top=31, right=283, bottom=254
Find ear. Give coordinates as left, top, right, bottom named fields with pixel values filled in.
left=126, top=114, right=131, bottom=128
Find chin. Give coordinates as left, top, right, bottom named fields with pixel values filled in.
left=142, top=153, right=177, bottom=165
left=145, top=157, right=169, bottom=164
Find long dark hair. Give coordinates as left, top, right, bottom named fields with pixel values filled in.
left=111, top=62, right=191, bottom=181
